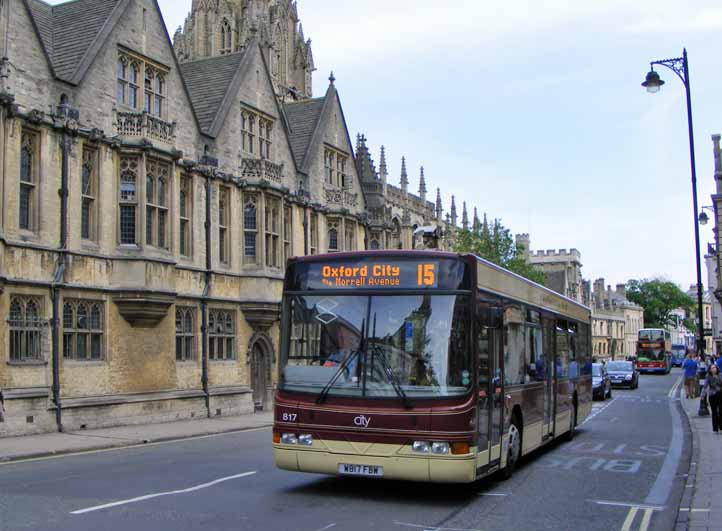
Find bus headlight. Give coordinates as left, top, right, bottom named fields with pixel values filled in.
left=412, top=441, right=430, bottom=453
left=281, top=433, right=298, bottom=445
left=431, top=442, right=450, bottom=455
left=298, top=434, right=313, bottom=446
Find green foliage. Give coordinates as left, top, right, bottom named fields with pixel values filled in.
left=625, top=278, right=695, bottom=328
left=453, top=218, right=546, bottom=285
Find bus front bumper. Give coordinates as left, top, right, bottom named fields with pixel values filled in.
left=273, top=445, right=478, bottom=484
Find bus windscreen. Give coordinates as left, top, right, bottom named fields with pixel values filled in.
left=280, top=293, right=471, bottom=398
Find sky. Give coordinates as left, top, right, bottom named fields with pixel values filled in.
left=51, top=0, right=722, bottom=290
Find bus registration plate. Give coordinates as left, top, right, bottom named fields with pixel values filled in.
left=338, top=463, right=383, bottom=477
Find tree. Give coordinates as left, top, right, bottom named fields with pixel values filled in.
left=453, top=216, right=546, bottom=285
left=625, top=278, right=695, bottom=328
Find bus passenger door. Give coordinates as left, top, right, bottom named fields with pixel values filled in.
left=477, top=303, right=504, bottom=468
left=542, top=317, right=556, bottom=438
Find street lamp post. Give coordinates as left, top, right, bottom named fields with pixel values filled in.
left=642, top=48, right=705, bottom=357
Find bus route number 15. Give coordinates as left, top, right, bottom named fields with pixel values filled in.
left=417, top=264, right=436, bottom=286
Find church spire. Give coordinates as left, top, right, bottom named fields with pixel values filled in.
left=400, top=157, right=408, bottom=194
left=379, top=146, right=387, bottom=183
left=450, top=196, right=458, bottom=227
left=435, top=188, right=443, bottom=221
left=462, top=202, right=469, bottom=230
left=418, top=166, right=427, bottom=201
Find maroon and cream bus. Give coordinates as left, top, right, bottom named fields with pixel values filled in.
left=273, top=251, right=592, bottom=483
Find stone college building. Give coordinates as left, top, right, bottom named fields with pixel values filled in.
left=0, top=0, right=461, bottom=436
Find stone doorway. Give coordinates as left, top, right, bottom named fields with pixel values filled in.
left=250, top=340, right=271, bottom=411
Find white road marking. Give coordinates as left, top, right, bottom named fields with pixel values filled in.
left=679, top=508, right=711, bottom=512
left=621, top=507, right=638, bottom=531
left=478, top=493, right=508, bottom=497
left=315, top=524, right=337, bottom=531
left=639, top=508, right=653, bottom=531
left=589, top=500, right=665, bottom=510
left=645, top=385, right=684, bottom=506
left=393, top=521, right=486, bottom=531
left=70, top=471, right=257, bottom=514
left=668, top=376, right=682, bottom=398
left=581, top=398, right=616, bottom=425
left=0, top=426, right=271, bottom=467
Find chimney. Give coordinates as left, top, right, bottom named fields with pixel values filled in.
left=616, top=283, right=626, bottom=298
left=593, top=278, right=605, bottom=302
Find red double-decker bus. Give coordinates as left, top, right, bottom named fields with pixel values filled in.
left=636, top=328, right=672, bottom=374
left=273, top=251, right=592, bottom=483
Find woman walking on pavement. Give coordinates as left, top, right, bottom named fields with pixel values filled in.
left=702, top=364, right=722, bottom=433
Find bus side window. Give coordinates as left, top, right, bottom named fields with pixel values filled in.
left=478, top=328, right=490, bottom=386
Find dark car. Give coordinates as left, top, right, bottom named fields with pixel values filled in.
left=592, top=363, right=612, bottom=400
left=606, top=360, right=639, bottom=389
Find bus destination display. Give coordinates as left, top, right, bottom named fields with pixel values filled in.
left=319, top=262, right=439, bottom=288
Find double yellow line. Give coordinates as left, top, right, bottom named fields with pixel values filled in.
left=668, top=376, right=682, bottom=399
left=621, top=506, right=654, bottom=531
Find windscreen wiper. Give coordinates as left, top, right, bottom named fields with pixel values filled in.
left=316, top=320, right=365, bottom=405
left=368, top=342, right=413, bottom=409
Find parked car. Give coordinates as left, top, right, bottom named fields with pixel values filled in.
left=592, top=363, right=612, bottom=400
left=606, top=360, right=639, bottom=389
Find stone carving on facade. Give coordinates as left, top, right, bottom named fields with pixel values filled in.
left=115, top=110, right=176, bottom=144
left=240, top=158, right=284, bottom=183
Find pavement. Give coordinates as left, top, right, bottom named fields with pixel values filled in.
left=0, top=411, right=274, bottom=463
left=677, top=389, right=722, bottom=530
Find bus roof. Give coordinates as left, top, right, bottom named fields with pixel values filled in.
left=287, top=250, right=591, bottom=322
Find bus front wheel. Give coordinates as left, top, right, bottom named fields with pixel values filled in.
left=502, top=417, right=522, bottom=480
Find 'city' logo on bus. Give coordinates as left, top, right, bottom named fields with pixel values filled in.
left=354, top=415, right=371, bottom=428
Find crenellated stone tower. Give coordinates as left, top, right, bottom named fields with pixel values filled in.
left=173, top=0, right=315, bottom=100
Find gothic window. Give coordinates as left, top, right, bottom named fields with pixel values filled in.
left=209, top=309, right=235, bottom=361
left=20, top=130, right=38, bottom=231
left=283, top=205, right=292, bottom=264
left=117, top=57, right=139, bottom=108
left=62, top=300, right=104, bottom=361
left=310, top=212, right=318, bottom=255
left=370, top=237, right=380, bottom=250
left=220, top=20, right=232, bottom=54
left=116, top=58, right=127, bottom=104
left=259, top=118, right=272, bottom=160
left=324, top=147, right=347, bottom=187
left=175, top=307, right=196, bottom=361
left=218, top=186, right=230, bottom=265
left=247, top=115, right=255, bottom=154
left=324, top=150, right=334, bottom=185
left=344, top=221, right=356, bottom=251
left=327, top=218, right=340, bottom=252
left=243, top=194, right=258, bottom=264
left=81, top=147, right=98, bottom=241
left=241, top=109, right=273, bottom=159
left=145, top=159, right=169, bottom=249
left=8, top=296, right=43, bottom=362
left=153, top=74, right=165, bottom=117
left=265, top=196, right=280, bottom=268
left=179, top=176, right=192, bottom=257
left=119, top=156, right=138, bottom=244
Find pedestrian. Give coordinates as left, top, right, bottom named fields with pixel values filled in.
left=0, top=387, right=5, bottom=423
left=716, top=354, right=722, bottom=374
left=683, top=352, right=698, bottom=399
left=702, top=364, right=722, bottom=433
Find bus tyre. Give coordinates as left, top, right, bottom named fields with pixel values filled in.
left=502, top=418, right=522, bottom=480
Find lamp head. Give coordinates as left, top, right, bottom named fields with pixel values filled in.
left=642, top=69, right=664, bottom=93
left=699, top=211, right=710, bottom=226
